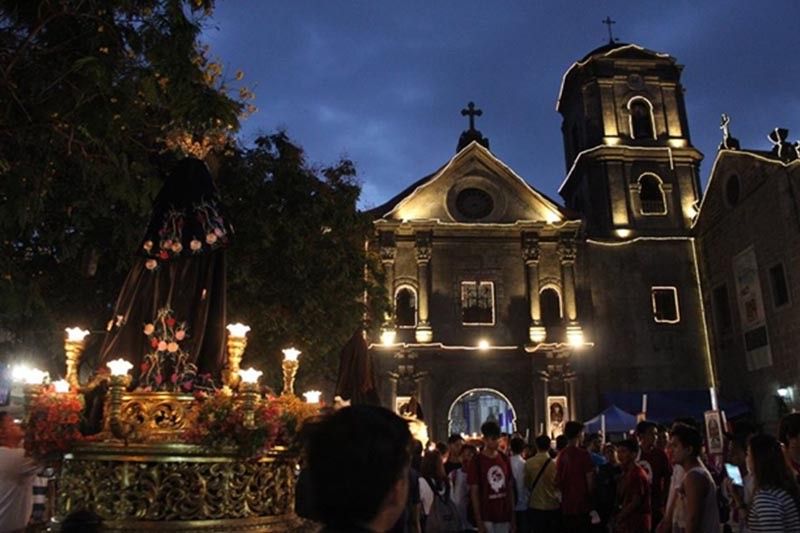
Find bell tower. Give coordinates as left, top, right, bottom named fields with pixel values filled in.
left=557, top=43, right=703, bottom=238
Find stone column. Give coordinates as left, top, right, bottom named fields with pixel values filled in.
left=415, top=232, right=433, bottom=343
left=379, top=232, right=396, bottom=327
left=538, top=371, right=549, bottom=436
left=565, top=371, right=578, bottom=421
left=559, top=234, right=584, bottom=346
left=522, top=232, right=544, bottom=343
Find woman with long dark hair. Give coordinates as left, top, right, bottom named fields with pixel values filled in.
left=746, top=433, right=800, bottom=532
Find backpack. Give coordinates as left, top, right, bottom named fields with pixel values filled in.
left=424, top=478, right=463, bottom=532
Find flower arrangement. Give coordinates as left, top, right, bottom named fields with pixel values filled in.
left=187, top=391, right=281, bottom=457
left=139, top=307, right=214, bottom=392
left=270, top=394, right=321, bottom=445
left=24, top=386, right=85, bottom=459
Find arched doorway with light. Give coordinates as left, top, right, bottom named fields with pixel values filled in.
left=448, top=388, right=517, bottom=437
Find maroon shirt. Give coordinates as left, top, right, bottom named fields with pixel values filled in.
left=555, top=445, right=594, bottom=515
left=616, top=464, right=652, bottom=533
left=639, top=446, right=671, bottom=511
left=467, top=452, right=513, bottom=523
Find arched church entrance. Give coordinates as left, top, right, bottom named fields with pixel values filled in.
left=447, top=388, right=517, bottom=436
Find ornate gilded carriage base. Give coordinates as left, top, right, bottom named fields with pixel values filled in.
left=56, top=442, right=303, bottom=531
left=53, top=392, right=308, bottom=531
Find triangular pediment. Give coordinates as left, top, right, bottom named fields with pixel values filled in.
left=374, top=142, right=568, bottom=224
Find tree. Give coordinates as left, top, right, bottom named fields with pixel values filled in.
left=0, top=0, right=249, bottom=369
left=220, top=132, right=388, bottom=392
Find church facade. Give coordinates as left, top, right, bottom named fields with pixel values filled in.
left=368, top=43, right=715, bottom=440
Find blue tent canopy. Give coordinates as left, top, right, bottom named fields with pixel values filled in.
left=602, top=390, right=751, bottom=425
left=584, top=404, right=637, bottom=434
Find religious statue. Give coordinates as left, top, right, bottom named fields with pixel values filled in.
left=95, top=157, right=231, bottom=391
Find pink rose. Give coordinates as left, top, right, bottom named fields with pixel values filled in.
left=143, top=323, right=155, bottom=335
left=143, top=240, right=153, bottom=252
left=205, top=233, right=218, bottom=244
left=175, top=330, right=186, bottom=341
left=145, top=259, right=158, bottom=270
left=157, top=340, right=167, bottom=351
left=214, top=228, right=224, bottom=237
left=162, top=239, right=172, bottom=249
left=190, top=239, right=202, bottom=251
left=171, top=242, right=183, bottom=253
left=167, top=342, right=179, bottom=353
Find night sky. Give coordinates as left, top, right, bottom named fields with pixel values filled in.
left=205, top=2, right=800, bottom=209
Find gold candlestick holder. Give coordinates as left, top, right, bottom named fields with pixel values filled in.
left=241, top=383, right=259, bottom=429
left=224, top=324, right=251, bottom=390
left=64, top=327, right=90, bottom=389
left=281, top=348, right=301, bottom=396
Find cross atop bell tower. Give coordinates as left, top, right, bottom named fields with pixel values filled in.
left=602, top=16, right=616, bottom=44
left=456, top=101, right=490, bottom=152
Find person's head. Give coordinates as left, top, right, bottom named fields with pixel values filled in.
left=617, top=439, right=639, bottom=467
left=747, top=433, right=800, bottom=498
left=555, top=435, right=568, bottom=452
left=460, top=443, right=477, bottom=465
left=421, top=449, right=446, bottom=483
left=727, top=422, right=759, bottom=468
left=0, top=412, right=23, bottom=448
left=510, top=436, right=526, bottom=456
left=435, top=441, right=448, bottom=456
left=586, top=432, right=603, bottom=453
left=636, top=420, right=658, bottom=449
left=411, top=439, right=424, bottom=471
left=60, top=510, right=103, bottom=533
left=656, top=424, right=669, bottom=450
left=669, top=423, right=702, bottom=466
left=779, top=413, right=800, bottom=451
left=564, top=421, right=584, bottom=444
left=603, top=442, right=618, bottom=464
left=481, top=420, right=501, bottom=452
left=303, top=405, right=412, bottom=530
left=447, top=433, right=464, bottom=458
left=535, top=434, right=552, bottom=452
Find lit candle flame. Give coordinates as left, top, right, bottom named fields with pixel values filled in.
left=226, top=323, right=251, bottom=338
left=282, top=347, right=301, bottom=362
left=53, top=379, right=70, bottom=393
left=107, top=358, right=133, bottom=376
left=238, top=367, right=263, bottom=384
left=303, top=390, right=322, bottom=404
left=65, top=327, right=90, bottom=342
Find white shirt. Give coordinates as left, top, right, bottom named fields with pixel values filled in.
left=672, top=464, right=720, bottom=533
left=510, top=454, right=529, bottom=511
left=419, top=477, right=434, bottom=516
left=0, top=447, right=39, bottom=532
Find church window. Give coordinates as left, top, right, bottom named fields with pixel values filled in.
left=712, top=284, right=733, bottom=336
left=461, top=281, right=494, bottom=325
left=395, top=286, right=417, bottom=328
left=628, top=97, right=656, bottom=140
left=539, top=287, right=563, bottom=326
left=769, top=263, right=790, bottom=308
left=638, top=173, right=667, bottom=215
left=725, top=174, right=740, bottom=206
left=651, top=287, right=680, bottom=324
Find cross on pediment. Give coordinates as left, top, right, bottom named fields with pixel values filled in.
left=461, top=101, right=483, bottom=131
left=602, top=16, right=617, bottom=44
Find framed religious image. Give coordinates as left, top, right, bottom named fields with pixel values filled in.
left=547, top=396, right=568, bottom=438
left=395, top=396, right=411, bottom=415
left=705, top=410, right=724, bottom=455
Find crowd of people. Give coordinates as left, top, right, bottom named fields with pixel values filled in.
left=301, top=407, right=800, bottom=533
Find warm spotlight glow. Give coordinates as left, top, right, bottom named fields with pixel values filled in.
left=53, top=379, right=70, bottom=393
left=478, top=339, right=490, bottom=350
left=778, top=387, right=792, bottom=399
left=65, top=327, right=90, bottom=342
left=615, top=228, right=632, bottom=238
left=11, top=364, right=30, bottom=382
left=282, top=347, right=301, bottom=362
left=567, top=329, right=584, bottom=348
left=545, top=212, right=560, bottom=224
left=380, top=328, right=396, bottom=346
left=238, top=367, right=263, bottom=384
left=303, top=390, right=322, bottom=404
left=529, top=326, right=546, bottom=343
left=107, top=358, right=133, bottom=376
left=226, top=323, right=251, bottom=338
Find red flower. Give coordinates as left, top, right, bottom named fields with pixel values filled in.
left=166, top=317, right=176, bottom=327
left=141, top=362, right=150, bottom=373
left=159, top=250, right=169, bottom=260
left=150, top=338, right=159, bottom=348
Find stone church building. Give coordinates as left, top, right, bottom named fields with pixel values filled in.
left=369, top=42, right=717, bottom=440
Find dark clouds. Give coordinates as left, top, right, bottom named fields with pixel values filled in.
left=205, top=1, right=800, bottom=208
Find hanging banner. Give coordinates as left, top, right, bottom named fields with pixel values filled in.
left=732, top=246, right=772, bottom=370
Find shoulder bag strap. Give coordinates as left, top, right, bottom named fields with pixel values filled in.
left=528, top=458, right=552, bottom=493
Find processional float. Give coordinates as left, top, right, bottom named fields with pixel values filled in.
left=18, top=158, right=317, bottom=531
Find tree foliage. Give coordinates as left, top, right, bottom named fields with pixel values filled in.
left=221, top=132, right=388, bottom=391
left=0, top=0, right=247, bottom=365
